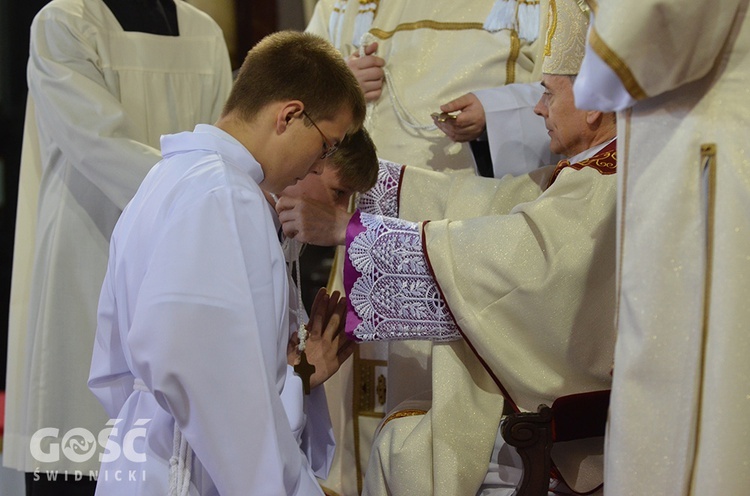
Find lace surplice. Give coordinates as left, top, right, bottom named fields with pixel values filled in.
left=346, top=160, right=460, bottom=341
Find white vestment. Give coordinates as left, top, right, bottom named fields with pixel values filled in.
left=306, top=0, right=550, bottom=174
left=306, top=4, right=552, bottom=491
left=4, top=0, right=232, bottom=475
left=345, top=142, right=617, bottom=495
left=89, top=125, right=334, bottom=495
left=574, top=0, right=750, bottom=494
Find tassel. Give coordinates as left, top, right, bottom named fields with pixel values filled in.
left=517, top=1, right=541, bottom=42
left=352, top=1, right=378, bottom=48
left=168, top=423, right=194, bottom=496
left=484, top=0, right=518, bottom=32
left=329, top=1, right=347, bottom=49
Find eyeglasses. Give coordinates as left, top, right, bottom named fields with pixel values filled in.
left=302, top=109, right=338, bottom=160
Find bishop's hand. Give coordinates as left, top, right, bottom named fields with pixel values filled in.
left=276, top=195, right=352, bottom=246
left=434, top=92, right=487, bottom=142
left=288, top=288, right=354, bottom=391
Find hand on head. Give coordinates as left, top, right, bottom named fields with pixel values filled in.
left=347, top=42, right=385, bottom=102
left=433, top=93, right=487, bottom=142
left=275, top=194, right=352, bottom=246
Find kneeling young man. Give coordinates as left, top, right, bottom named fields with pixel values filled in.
left=88, top=31, right=365, bottom=495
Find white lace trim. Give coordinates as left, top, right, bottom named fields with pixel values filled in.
left=358, top=159, right=402, bottom=217
left=348, top=213, right=460, bottom=342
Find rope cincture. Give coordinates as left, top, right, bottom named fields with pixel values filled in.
left=359, top=32, right=439, bottom=133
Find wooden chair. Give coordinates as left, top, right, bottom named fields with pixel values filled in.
left=501, top=390, right=610, bottom=496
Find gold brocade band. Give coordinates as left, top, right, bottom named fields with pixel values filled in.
left=544, top=0, right=558, bottom=56
left=588, top=27, right=647, bottom=100
left=380, top=408, right=428, bottom=430
left=506, top=29, right=521, bottom=85
left=369, top=21, right=486, bottom=40
left=692, top=143, right=717, bottom=496
left=547, top=140, right=617, bottom=188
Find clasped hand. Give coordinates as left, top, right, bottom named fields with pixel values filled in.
left=288, top=288, right=355, bottom=390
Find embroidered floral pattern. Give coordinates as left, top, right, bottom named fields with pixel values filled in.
left=348, top=213, right=460, bottom=341
left=358, top=159, right=402, bottom=217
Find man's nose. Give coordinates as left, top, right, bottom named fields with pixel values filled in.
left=533, top=99, right=545, bottom=117
left=308, top=159, right=324, bottom=176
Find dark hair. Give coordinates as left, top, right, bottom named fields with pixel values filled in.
left=329, top=127, right=378, bottom=193
left=223, top=31, right=366, bottom=130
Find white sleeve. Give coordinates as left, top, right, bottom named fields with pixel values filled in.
left=573, top=42, right=637, bottom=112
left=28, top=9, right=161, bottom=210
left=473, top=82, right=558, bottom=177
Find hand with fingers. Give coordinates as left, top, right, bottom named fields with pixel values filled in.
left=346, top=42, right=385, bottom=102
left=288, top=288, right=355, bottom=392
left=276, top=195, right=352, bottom=246
left=433, top=92, right=487, bottom=142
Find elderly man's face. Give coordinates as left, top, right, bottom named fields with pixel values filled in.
left=534, top=75, right=591, bottom=158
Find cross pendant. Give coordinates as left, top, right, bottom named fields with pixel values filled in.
left=294, top=350, right=316, bottom=395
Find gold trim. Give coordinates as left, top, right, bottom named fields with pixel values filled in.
left=380, top=408, right=428, bottom=430
left=585, top=0, right=599, bottom=14
left=506, top=29, right=521, bottom=84
left=588, top=28, right=647, bottom=100
left=320, top=485, right=342, bottom=496
left=369, top=20, right=486, bottom=40
left=544, top=0, right=558, bottom=57
left=691, top=143, right=717, bottom=496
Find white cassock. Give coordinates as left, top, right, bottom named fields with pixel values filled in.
left=574, top=0, right=750, bottom=494
left=89, top=125, right=334, bottom=495
left=4, top=0, right=232, bottom=476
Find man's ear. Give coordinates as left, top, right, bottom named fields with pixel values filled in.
left=586, top=109, right=603, bottom=126
left=276, top=100, right=305, bottom=134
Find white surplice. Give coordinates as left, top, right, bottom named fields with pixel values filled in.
left=4, top=0, right=232, bottom=475
left=89, top=125, right=333, bottom=495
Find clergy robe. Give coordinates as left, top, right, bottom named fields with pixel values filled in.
left=306, top=0, right=551, bottom=173
left=307, top=4, right=553, bottom=491
left=4, top=0, right=232, bottom=476
left=344, top=141, right=618, bottom=495
left=573, top=1, right=750, bottom=494
left=89, top=125, right=333, bottom=495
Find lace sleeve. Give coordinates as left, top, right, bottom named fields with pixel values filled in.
left=343, top=211, right=460, bottom=342
left=357, top=159, right=403, bottom=217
